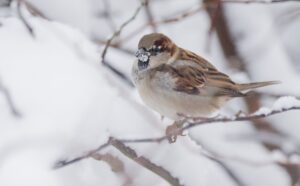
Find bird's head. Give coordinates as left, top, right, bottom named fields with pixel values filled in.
left=135, top=33, right=178, bottom=71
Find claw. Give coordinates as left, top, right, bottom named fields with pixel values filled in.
left=165, top=120, right=185, bottom=143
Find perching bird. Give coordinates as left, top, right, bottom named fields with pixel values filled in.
left=132, top=33, right=279, bottom=142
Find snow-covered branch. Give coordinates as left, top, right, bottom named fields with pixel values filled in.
left=55, top=97, right=300, bottom=169
left=55, top=138, right=183, bottom=186
left=110, top=138, right=183, bottom=186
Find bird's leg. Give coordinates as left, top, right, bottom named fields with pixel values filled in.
left=165, top=120, right=186, bottom=143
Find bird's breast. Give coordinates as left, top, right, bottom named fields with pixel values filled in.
left=134, top=73, right=225, bottom=120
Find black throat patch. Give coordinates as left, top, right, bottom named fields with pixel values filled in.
left=138, top=60, right=149, bottom=70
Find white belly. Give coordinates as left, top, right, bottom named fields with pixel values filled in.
left=136, top=77, right=225, bottom=120
left=132, top=63, right=228, bottom=120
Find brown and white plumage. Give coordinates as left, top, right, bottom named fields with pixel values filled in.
left=132, top=33, right=279, bottom=120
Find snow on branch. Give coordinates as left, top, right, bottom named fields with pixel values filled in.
left=110, top=138, right=183, bottom=186
left=55, top=138, right=183, bottom=186
left=54, top=97, right=300, bottom=170
left=183, top=96, right=300, bottom=131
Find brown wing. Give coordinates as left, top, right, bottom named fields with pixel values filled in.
left=167, top=49, right=246, bottom=97
left=152, top=63, right=245, bottom=97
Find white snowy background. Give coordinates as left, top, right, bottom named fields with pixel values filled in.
left=0, top=0, right=300, bottom=186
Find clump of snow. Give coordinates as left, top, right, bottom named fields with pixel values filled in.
left=272, top=96, right=300, bottom=111
left=252, top=96, right=300, bottom=116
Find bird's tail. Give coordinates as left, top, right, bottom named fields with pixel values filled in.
left=237, top=81, right=280, bottom=91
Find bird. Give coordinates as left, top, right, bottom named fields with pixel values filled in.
left=132, top=33, right=279, bottom=142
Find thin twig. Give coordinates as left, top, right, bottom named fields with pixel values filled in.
left=191, top=137, right=247, bottom=186
left=101, top=1, right=145, bottom=64
left=120, top=5, right=205, bottom=44
left=183, top=106, right=300, bottom=131
left=16, top=0, right=35, bottom=37
left=103, top=60, right=134, bottom=87
left=23, top=0, right=49, bottom=20
left=55, top=138, right=183, bottom=186
left=94, top=38, right=134, bottom=55
left=110, top=138, right=184, bottom=186
left=0, top=79, right=22, bottom=117
left=53, top=141, right=110, bottom=169
left=119, top=0, right=300, bottom=45
left=144, top=0, right=158, bottom=32
left=54, top=106, right=300, bottom=168
left=102, top=0, right=117, bottom=32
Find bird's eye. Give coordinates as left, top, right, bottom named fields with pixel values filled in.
left=150, top=45, right=162, bottom=55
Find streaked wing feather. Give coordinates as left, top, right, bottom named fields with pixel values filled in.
left=152, top=57, right=244, bottom=97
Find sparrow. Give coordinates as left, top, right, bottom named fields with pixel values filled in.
left=132, top=33, right=279, bottom=142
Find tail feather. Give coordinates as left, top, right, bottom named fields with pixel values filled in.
left=237, top=81, right=280, bottom=91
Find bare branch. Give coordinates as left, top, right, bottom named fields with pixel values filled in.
left=92, top=153, right=125, bottom=173
left=94, top=38, right=134, bottom=55
left=144, top=0, right=158, bottom=32
left=101, top=0, right=117, bottom=32
left=23, top=0, right=49, bottom=20
left=53, top=141, right=110, bottom=169
left=110, top=138, right=183, bottom=186
left=16, top=0, right=35, bottom=37
left=101, top=1, right=145, bottom=64
left=92, top=152, right=133, bottom=185
left=120, top=5, right=205, bottom=44
left=190, top=137, right=247, bottom=186
left=183, top=106, right=300, bottom=131
left=103, top=60, right=134, bottom=87
left=0, top=79, right=22, bottom=117
left=55, top=138, right=183, bottom=186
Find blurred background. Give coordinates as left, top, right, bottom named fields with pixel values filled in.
left=0, top=0, right=300, bottom=185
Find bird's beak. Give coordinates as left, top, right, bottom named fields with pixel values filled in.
left=135, top=48, right=151, bottom=62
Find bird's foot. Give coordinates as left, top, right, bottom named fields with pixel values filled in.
left=165, top=120, right=185, bottom=143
